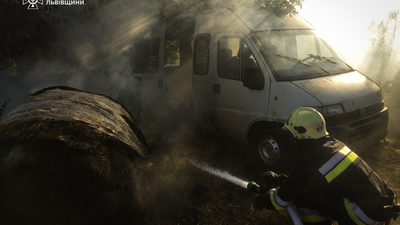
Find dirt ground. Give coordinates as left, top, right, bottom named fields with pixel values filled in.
left=136, top=118, right=400, bottom=225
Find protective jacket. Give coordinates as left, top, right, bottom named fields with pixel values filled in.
left=259, top=137, right=394, bottom=224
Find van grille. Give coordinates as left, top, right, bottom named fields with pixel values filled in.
left=325, top=101, right=384, bottom=126
left=345, top=101, right=384, bottom=124
left=324, top=101, right=388, bottom=145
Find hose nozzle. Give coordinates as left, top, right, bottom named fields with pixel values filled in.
left=247, top=181, right=261, bottom=193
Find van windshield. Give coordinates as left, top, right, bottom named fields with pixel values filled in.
left=252, top=30, right=354, bottom=81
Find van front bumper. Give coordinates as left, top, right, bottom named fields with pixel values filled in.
left=325, top=102, right=388, bottom=150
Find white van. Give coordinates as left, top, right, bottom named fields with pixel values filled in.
left=138, top=7, right=388, bottom=165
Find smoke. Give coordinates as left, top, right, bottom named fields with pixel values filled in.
left=0, top=0, right=160, bottom=120
left=131, top=126, right=209, bottom=223
left=2, top=144, right=32, bottom=167
left=356, top=48, right=400, bottom=82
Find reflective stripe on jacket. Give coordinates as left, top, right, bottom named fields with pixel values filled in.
left=318, top=146, right=358, bottom=183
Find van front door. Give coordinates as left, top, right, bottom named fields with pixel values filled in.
left=212, top=33, right=270, bottom=141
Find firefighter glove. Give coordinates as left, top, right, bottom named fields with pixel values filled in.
left=260, top=171, right=288, bottom=188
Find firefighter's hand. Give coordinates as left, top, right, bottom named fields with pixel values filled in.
left=260, top=171, right=286, bottom=188
left=254, top=193, right=269, bottom=209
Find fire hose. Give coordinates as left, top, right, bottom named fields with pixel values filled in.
left=247, top=181, right=303, bottom=225
left=247, top=181, right=400, bottom=225
left=384, top=196, right=400, bottom=225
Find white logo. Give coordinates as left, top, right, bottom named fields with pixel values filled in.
left=316, top=125, right=323, bottom=133
left=46, top=0, right=85, bottom=6
left=360, top=108, right=368, bottom=118
left=22, top=0, right=84, bottom=9
left=22, top=0, right=43, bottom=10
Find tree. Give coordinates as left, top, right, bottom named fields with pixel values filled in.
left=255, top=0, right=304, bottom=16
left=368, top=10, right=399, bottom=85
left=159, top=0, right=304, bottom=19
left=0, top=0, right=113, bottom=74
left=0, top=1, right=57, bottom=73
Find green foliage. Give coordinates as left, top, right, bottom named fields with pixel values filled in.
left=256, top=0, right=304, bottom=16
left=164, top=39, right=180, bottom=67
left=159, top=0, right=304, bottom=19
left=369, top=10, right=399, bottom=84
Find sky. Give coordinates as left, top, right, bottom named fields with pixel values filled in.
left=299, top=0, right=400, bottom=76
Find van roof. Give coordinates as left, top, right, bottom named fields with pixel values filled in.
left=195, top=7, right=314, bottom=34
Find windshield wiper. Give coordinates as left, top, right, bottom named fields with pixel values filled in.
left=276, top=54, right=331, bottom=75
left=308, top=54, right=354, bottom=71
left=307, top=54, right=337, bottom=64
left=276, top=54, right=311, bottom=67
left=326, top=56, right=354, bottom=70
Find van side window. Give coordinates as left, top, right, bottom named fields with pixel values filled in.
left=144, top=38, right=160, bottom=73
left=241, top=41, right=264, bottom=90
left=194, top=34, right=210, bottom=75
left=241, top=42, right=257, bottom=74
left=217, top=37, right=240, bottom=80
left=164, top=38, right=180, bottom=67
left=217, top=37, right=264, bottom=90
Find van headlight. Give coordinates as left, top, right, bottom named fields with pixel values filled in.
left=312, top=104, right=344, bottom=116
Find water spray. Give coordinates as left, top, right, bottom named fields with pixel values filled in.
left=189, top=159, right=303, bottom=225
left=189, top=159, right=267, bottom=194
left=189, top=159, right=248, bottom=189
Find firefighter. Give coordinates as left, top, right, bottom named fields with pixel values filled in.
left=129, top=41, right=147, bottom=124
left=254, top=107, right=398, bottom=225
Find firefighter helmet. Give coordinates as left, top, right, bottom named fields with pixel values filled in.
left=283, top=107, right=329, bottom=139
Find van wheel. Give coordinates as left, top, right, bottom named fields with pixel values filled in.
left=258, top=134, right=281, bottom=165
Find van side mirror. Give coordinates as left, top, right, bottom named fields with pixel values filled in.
left=243, top=67, right=264, bottom=90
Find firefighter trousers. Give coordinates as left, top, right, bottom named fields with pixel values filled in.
left=293, top=189, right=385, bottom=225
